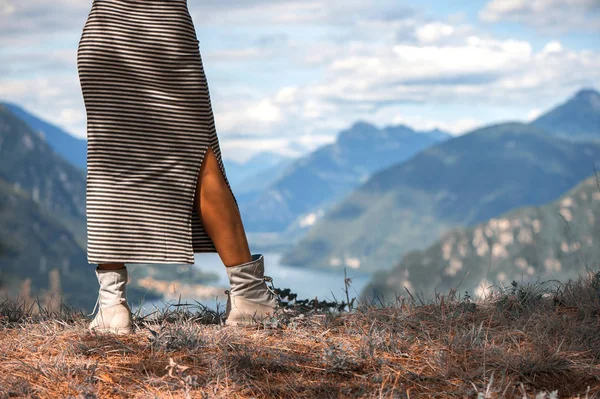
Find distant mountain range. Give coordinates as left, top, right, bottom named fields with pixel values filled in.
left=362, top=173, right=600, bottom=302
left=2, top=101, right=88, bottom=171
left=1, top=100, right=299, bottom=195
left=281, top=88, right=600, bottom=272
left=0, top=174, right=160, bottom=310
left=1, top=100, right=454, bottom=241
left=223, top=151, right=296, bottom=208
left=0, top=104, right=88, bottom=245
left=2, top=86, right=598, bottom=308
left=223, top=151, right=294, bottom=190
left=0, top=104, right=162, bottom=310
left=239, top=121, right=451, bottom=233
left=531, top=88, right=600, bottom=141
left=0, top=97, right=453, bottom=308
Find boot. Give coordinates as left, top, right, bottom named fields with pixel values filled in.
left=88, top=266, right=134, bottom=335
left=224, top=253, right=279, bottom=326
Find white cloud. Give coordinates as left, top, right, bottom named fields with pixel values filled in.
left=209, top=48, right=265, bottom=62
left=0, top=0, right=16, bottom=16
left=1, top=0, right=598, bottom=161
left=300, top=30, right=599, bottom=108
left=274, top=87, right=298, bottom=104
left=188, top=0, right=413, bottom=26
left=247, top=99, right=282, bottom=123
left=57, top=107, right=85, bottom=127
left=527, top=108, right=543, bottom=121
left=415, top=22, right=455, bottom=44
left=542, top=40, right=563, bottom=54
left=479, top=0, right=600, bottom=32
left=370, top=105, right=484, bottom=135
left=0, top=72, right=88, bottom=138
left=220, top=133, right=334, bottom=163
left=0, top=0, right=91, bottom=45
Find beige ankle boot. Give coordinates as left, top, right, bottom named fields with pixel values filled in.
left=88, top=266, right=134, bottom=335
left=224, top=253, right=279, bottom=326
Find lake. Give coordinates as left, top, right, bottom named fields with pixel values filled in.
left=131, top=251, right=372, bottom=316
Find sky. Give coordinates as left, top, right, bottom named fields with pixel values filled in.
left=0, top=0, right=599, bottom=163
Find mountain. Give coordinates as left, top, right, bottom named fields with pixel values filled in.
left=530, top=88, right=600, bottom=141
left=0, top=104, right=171, bottom=311
left=1, top=101, right=300, bottom=189
left=224, top=151, right=293, bottom=187
left=0, top=104, right=88, bottom=246
left=0, top=176, right=159, bottom=310
left=224, top=151, right=295, bottom=196
left=362, top=174, right=600, bottom=302
left=235, top=156, right=294, bottom=195
left=239, top=121, right=451, bottom=233
left=280, top=122, right=600, bottom=272
left=2, top=101, right=88, bottom=171
left=1, top=101, right=295, bottom=216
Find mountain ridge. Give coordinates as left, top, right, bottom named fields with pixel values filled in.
left=239, top=121, right=452, bottom=234
left=362, top=173, right=600, bottom=302
left=281, top=119, right=600, bottom=272
left=2, top=101, right=88, bottom=171
left=530, top=87, right=600, bottom=141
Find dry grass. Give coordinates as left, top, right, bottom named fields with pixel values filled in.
left=0, top=271, right=599, bottom=399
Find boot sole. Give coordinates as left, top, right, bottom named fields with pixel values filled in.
left=225, top=310, right=275, bottom=327
left=225, top=318, right=264, bottom=327
left=89, top=326, right=134, bottom=335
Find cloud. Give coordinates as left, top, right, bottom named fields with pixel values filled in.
left=188, top=0, right=415, bottom=26
left=305, top=34, right=598, bottom=105
left=0, top=73, right=87, bottom=138
left=221, top=133, right=335, bottom=162
left=479, top=0, right=600, bottom=33
left=0, top=0, right=91, bottom=45
left=414, top=22, right=455, bottom=44
left=1, top=0, right=598, bottom=160
left=208, top=27, right=599, bottom=141
left=369, top=105, right=484, bottom=135
left=527, top=108, right=543, bottom=121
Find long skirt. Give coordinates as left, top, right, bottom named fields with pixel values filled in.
left=76, top=0, right=239, bottom=265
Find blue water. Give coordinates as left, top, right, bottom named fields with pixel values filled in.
left=131, top=251, right=371, bottom=315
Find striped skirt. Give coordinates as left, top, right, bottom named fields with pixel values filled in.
left=77, top=0, right=239, bottom=265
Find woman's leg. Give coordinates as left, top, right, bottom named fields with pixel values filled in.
left=194, top=146, right=253, bottom=267
left=195, top=146, right=278, bottom=326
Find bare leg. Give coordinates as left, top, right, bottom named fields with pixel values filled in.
left=98, top=263, right=125, bottom=270
left=194, top=145, right=252, bottom=267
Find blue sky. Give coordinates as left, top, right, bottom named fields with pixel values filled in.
left=1, top=0, right=598, bottom=162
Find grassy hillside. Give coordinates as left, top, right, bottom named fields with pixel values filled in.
left=363, top=173, right=600, bottom=303
left=0, top=271, right=598, bottom=398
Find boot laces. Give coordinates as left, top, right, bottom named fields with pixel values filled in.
left=224, top=276, right=280, bottom=304
left=87, top=268, right=121, bottom=317
left=263, top=275, right=281, bottom=305
left=87, top=292, right=100, bottom=317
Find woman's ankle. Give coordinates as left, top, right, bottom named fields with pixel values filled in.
left=97, top=263, right=126, bottom=270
